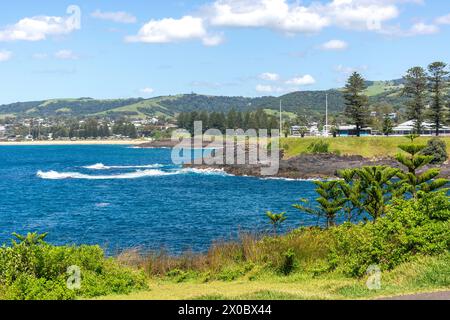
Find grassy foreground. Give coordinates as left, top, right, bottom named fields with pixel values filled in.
left=281, top=136, right=450, bottom=159
left=98, top=192, right=449, bottom=300
left=99, top=253, right=450, bottom=300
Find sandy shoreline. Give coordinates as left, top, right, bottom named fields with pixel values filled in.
left=0, top=140, right=145, bottom=146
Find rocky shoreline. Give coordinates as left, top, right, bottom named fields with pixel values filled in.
left=137, top=140, right=450, bottom=180
left=184, top=154, right=449, bottom=180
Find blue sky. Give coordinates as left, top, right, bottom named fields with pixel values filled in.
left=0, top=0, right=449, bottom=104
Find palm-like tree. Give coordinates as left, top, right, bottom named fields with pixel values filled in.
left=356, top=166, right=399, bottom=222
left=12, top=232, right=48, bottom=246
left=396, top=135, right=448, bottom=198
left=266, top=211, right=287, bottom=235
left=293, top=181, right=346, bottom=228
left=337, top=169, right=363, bottom=222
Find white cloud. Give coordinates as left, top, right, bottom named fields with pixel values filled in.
left=54, top=49, right=79, bottom=60
left=321, top=39, right=348, bottom=51
left=333, top=65, right=368, bottom=84
left=202, top=34, right=224, bottom=46
left=207, top=0, right=329, bottom=34
left=379, top=21, right=439, bottom=36
left=436, top=13, right=450, bottom=25
left=0, top=5, right=81, bottom=41
left=140, top=87, right=155, bottom=95
left=334, top=64, right=368, bottom=75
left=285, top=75, right=316, bottom=86
left=91, top=10, right=137, bottom=24
left=326, top=0, right=400, bottom=32
left=204, top=0, right=418, bottom=35
left=408, top=22, right=439, bottom=35
left=128, top=0, right=429, bottom=46
left=255, top=84, right=286, bottom=93
left=126, top=15, right=222, bottom=46
left=0, top=50, right=12, bottom=62
left=259, top=72, right=280, bottom=81
left=256, top=73, right=316, bottom=94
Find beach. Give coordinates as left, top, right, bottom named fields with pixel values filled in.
left=0, top=139, right=145, bottom=146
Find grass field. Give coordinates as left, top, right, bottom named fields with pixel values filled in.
left=281, top=136, right=450, bottom=159
left=98, top=253, right=450, bottom=300
left=364, top=81, right=403, bottom=97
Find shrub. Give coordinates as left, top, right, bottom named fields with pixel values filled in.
left=216, top=263, right=254, bottom=281
left=328, top=191, right=450, bottom=277
left=280, top=249, right=296, bottom=275
left=306, top=140, right=330, bottom=154
left=3, top=274, right=75, bottom=300
left=422, top=138, right=448, bottom=164
left=0, top=234, right=148, bottom=300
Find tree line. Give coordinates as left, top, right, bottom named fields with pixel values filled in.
left=176, top=109, right=279, bottom=134
left=344, top=61, right=449, bottom=137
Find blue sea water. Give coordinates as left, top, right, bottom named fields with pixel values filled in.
left=0, top=145, right=320, bottom=254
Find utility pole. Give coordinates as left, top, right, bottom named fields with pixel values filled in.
left=279, top=100, right=282, bottom=135
left=326, top=93, right=328, bottom=130
left=324, top=93, right=329, bottom=137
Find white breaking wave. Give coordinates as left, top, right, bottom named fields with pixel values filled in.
left=260, top=177, right=334, bottom=182
left=83, top=163, right=164, bottom=170
left=37, top=167, right=232, bottom=180
left=37, top=169, right=176, bottom=180
left=175, top=168, right=232, bottom=176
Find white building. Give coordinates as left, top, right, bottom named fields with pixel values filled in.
left=291, top=123, right=320, bottom=136
left=392, top=120, right=450, bottom=136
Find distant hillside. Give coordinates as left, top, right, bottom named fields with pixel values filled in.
left=0, top=80, right=406, bottom=119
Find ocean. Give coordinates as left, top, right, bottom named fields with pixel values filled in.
left=0, top=145, right=321, bottom=254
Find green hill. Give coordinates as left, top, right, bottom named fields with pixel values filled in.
left=0, top=80, right=407, bottom=119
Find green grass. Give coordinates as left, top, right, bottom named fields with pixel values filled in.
left=281, top=136, right=450, bottom=159
left=97, top=253, right=450, bottom=300
left=94, top=97, right=175, bottom=119
left=264, top=109, right=298, bottom=121
left=364, top=81, right=403, bottom=97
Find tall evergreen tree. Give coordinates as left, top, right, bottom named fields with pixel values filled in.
left=282, top=120, right=291, bottom=138
left=356, top=166, right=399, bottom=222
left=293, top=181, right=346, bottom=228
left=235, top=111, right=244, bottom=129
left=199, top=111, right=209, bottom=132
left=337, top=169, right=363, bottom=222
left=382, top=114, right=393, bottom=136
left=226, top=108, right=237, bottom=129
left=343, top=72, right=369, bottom=137
left=428, top=62, right=449, bottom=136
left=396, top=135, right=448, bottom=198
left=403, top=66, right=427, bottom=134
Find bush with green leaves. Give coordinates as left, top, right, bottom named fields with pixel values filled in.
left=0, top=233, right=148, bottom=300
left=422, top=138, right=448, bottom=164
left=396, top=135, right=448, bottom=198
left=306, top=140, right=330, bottom=154
left=328, top=191, right=450, bottom=277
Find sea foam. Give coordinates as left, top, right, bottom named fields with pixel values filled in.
left=37, top=169, right=176, bottom=180
left=176, top=168, right=231, bottom=176
left=83, top=163, right=164, bottom=170
left=37, top=167, right=231, bottom=180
